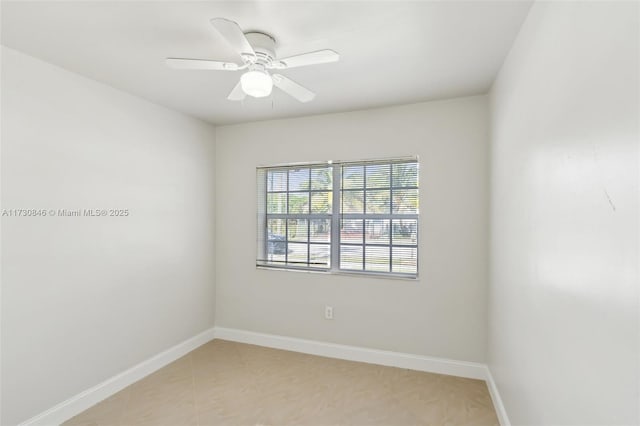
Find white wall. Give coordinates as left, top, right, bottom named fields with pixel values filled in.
left=215, top=96, right=489, bottom=362
left=1, top=47, right=216, bottom=425
left=489, top=2, right=639, bottom=425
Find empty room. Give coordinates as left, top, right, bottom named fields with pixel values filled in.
left=1, top=1, right=638, bottom=425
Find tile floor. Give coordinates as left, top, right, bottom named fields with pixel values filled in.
left=64, top=340, right=498, bottom=425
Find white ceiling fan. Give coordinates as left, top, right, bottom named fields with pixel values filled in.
left=166, top=18, right=340, bottom=103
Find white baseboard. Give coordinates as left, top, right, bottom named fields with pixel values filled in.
left=213, top=326, right=487, bottom=380
left=20, top=326, right=509, bottom=426
left=19, top=327, right=216, bottom=426
left=485, top=367, right=511, bottom=426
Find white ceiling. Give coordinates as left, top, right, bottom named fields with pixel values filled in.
left=1, top=1, right=532, bottom=125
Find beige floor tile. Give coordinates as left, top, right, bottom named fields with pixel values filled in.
left=64, top=388, right=130, bottom=426
left=197, top=398, right=272, bottom=426
left=63, top=340, right=498, bottom=426
left=340, top=395, right=423, bottom=426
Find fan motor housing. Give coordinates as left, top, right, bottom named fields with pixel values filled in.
left=245, top=32, right=276, bottom=66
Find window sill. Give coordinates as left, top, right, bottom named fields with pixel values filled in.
left=256, top=265, right=419, bottom=281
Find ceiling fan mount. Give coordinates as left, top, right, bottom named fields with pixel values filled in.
left=166, top=18, right=340, bottom=103
left=243, top=32, right=276, bottom=66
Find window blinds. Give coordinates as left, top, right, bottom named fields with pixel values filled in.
left=257, top=158, right=418, bottom=277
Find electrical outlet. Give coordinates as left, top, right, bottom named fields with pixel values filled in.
left=324, top=305, right=333, bottom=320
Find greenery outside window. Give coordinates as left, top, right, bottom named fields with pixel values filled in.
left=257, top=158, right=418, bottom=278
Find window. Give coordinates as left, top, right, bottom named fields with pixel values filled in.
left=257, top=165, right=333, bottom=270
left=257, top=158, right=418, bottom=278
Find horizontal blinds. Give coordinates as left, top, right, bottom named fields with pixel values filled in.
left=257, top=157, right=418, bottom=278
left=257, top=164, right=333, bottom=270
left=339, top=160, right=418, bottom=276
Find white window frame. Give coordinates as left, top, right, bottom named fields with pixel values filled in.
left=257, top=157, right=419, bottom=279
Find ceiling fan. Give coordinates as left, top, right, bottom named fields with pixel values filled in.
left=166, top=18, right=340, bottom=103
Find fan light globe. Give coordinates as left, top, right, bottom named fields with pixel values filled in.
left=240, top=71, right=273, bottom=98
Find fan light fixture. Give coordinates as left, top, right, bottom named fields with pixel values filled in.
left=166, top=18, right=340, bottom=103
left=240, top=70, right=273, bottom=98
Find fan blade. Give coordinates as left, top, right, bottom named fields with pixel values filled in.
left=210, top=18, right=256, bottom=61
left=227, top=81, right=246, bottom=101
left=269, top=49, right=339, bottom=70
left=166, top=58, right=240, bottom=71
left=272, top=74, right=315, bottom=102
